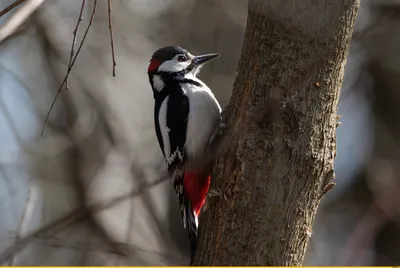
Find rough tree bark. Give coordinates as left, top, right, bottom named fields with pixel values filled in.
left=193, top=0, right=360, bottom=265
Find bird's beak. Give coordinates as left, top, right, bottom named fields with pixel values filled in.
left=192, top=53, right=220, bottom=66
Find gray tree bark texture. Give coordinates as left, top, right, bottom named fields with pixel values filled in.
left=192, top=0, right=360, bottom=265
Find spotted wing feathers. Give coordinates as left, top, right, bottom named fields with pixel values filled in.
left=154, top=93, right=198, bottom=258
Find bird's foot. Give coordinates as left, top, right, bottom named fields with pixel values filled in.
left=202, top=189, right=221, bottom=212
left=208, top=189, right=221, bottom=198
left=218, top=122, right=227, bottom=135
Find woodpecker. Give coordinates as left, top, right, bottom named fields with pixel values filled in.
left=147, top=46, right=222, bottom=259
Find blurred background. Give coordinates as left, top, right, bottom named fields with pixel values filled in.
left=0, top=0, right=399, bottom=265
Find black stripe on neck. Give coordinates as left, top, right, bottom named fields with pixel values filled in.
left=151, top=74, right=203, bottom=100
left=179, top=78, right=202, bottom=87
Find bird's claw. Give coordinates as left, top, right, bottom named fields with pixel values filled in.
left=218, top=123, right=227, bottom=136
left=202, top=189, right=221, bottom=212
left=208, top=189, right=221, bottom=198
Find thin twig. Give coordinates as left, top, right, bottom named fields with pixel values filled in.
left=41, top=0, right=98, bottom=135
left=107, top=0, right=116, bottom=76
left=66, top=0, right=87, bottom=90
left=0, top=0, right=26, bottom=18
left=0, top=0, right=46, bottom=43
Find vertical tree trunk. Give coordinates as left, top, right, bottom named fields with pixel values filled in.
left=193, top=0, right=360, bottom=265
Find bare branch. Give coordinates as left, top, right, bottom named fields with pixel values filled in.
left=8, top=186, right=38, bottom=265
left=0, top=0, right=46, bottom=44
left=0, top=175, right=167, bottom=264
left=0, top=0, right=26, bottom=18
left=41, top=0, right=98, bottom=135
left=0, top=208, right=85, bottom=265
left=66, top=0, right=87, bottom=90
left=107, top=0, right=116, bottom=76
left=33, top=236, right=187, bottom=263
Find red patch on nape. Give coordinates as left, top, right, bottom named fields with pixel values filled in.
left=148, top=59, right=161, bottom=73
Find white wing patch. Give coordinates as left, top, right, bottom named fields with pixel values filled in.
left=152, top=75, right=164, bottom=92
left=166, top=148, right=184, bottom=165
left=158, top=96, right=170, bottom=159
left=170, top=167, right=183, bottom=184
left=159, top=97, right=184, bottom=165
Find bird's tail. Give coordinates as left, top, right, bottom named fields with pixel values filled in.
left=182, top=172, right=211, bottom=261
left=183, top=194, right=198, bottom=261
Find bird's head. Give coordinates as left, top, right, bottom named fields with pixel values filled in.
left=147, top=46, right=219, bottom=92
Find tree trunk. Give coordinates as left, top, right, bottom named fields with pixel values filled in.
left=192, top=0, right=360, bottom=265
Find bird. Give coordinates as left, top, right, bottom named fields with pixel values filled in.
left=147, top=46, right=222, bottom=259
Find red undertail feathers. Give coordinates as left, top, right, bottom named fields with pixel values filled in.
left=183, top=172, right=211, bottom=216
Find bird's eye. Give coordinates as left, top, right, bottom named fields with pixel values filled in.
left=177, top=55, right=188, bottom=62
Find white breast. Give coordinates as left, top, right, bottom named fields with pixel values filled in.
left=181, top=74, right=222, bottom=161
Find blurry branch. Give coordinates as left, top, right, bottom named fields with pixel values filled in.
left=0, top=64, right=66, bottom=133
left=0, top=0, right=46, bottom=44
left=35, top=236, right=187, bottom=263
left=66, top=0, right=87, bottom=90
left=340, top=201, right=390, bottom=265
left=339, top=55, right=400, bottom=263
left=41, top=0, right=98, bottom=135
left=0, top=206, right=85, bottom=265
left=0, top=175, right=167, bottom=265
left=0, top=90, right=31, bottom=147
left=0, top=0, right=26, bottom=18
left=107, top=0, right=116, bottom=77
left=353, top=5, right=400, bottom=40
left=8, top=186, right=38, bottom=265
left=339, top=175, right=400, bottom=265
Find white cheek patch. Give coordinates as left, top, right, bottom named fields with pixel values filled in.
left=158, top=59, right=190, bottom=73
left=191, top=65, right=202, bottom=77
left=152, top=75, right=164, bottom=92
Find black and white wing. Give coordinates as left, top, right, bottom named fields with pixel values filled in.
left=154, top=94, right=188, bottom=194
left=154, top=93, right=198, bottom=257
